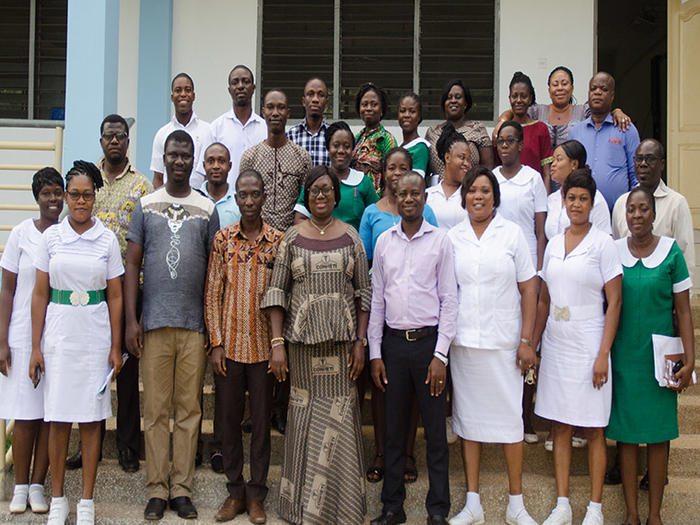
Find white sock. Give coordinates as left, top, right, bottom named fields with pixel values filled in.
left=587, top=501, right=602, bottom=512
left=78, top=498, right=94, bottom=506
left=466, top=491, right=481, bottom=511
left=508, top=493, right=525, bottom=512
left=51, top=496, right=67, bottom=504
left=557, top=496, right=571, bottom=508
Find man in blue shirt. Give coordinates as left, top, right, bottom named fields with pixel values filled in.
left=569, top=72, right=639, bottom=210
left=199, top=142, right=241, bottom=229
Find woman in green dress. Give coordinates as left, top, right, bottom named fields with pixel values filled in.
left=606, top=187, right=695, bottom=525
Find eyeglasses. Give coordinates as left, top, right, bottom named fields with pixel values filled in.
left=101, top=132, right=128, bottom=142
left=66, top=191, right=96, bottom=201
left=496, top=138, right=519, bottom=147
left=634, top=154, right=660, bottom=164
left=309, top=186, right=333, bottom=197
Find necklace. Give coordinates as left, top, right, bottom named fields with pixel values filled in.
left=309, top=216, right=334, bottom=235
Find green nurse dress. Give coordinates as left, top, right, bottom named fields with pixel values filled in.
left=606, top=236, right=691, bottom=444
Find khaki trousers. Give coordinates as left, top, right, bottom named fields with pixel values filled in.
left=142, top=327, right=206, bottom=499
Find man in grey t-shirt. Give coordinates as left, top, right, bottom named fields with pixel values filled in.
left=125, top=130, right=219, bottom=521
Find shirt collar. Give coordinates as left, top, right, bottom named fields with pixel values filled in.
left=392, top=216, right=435, bottom=242
left=57, top=215, right=106, bottom=244
left=231, top=221, right=278, bottom=243
left=585, top=113, right=614, bottom=128
left=342, top=169, right=365, bottom=187
left=98, top=157, right=135, bottom=182
left=454, top=211, right=505, bottom=242
left=494, top=165, right=534, bottom=186
left=227, top=109, right=265, bottom=128
left=199, top=181, right=234, bottom=202
left=402, top=137, right=431, bottom=149
left=170, top=111, right=198, bottom=128
left=300, top=118, right=328, bottom=136
left=616, top=235, right=674, bottom=269
left=653, top=179, right=669, bottom=198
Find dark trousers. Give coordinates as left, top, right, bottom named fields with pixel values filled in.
left=116, top=351, right=140, bottom=454
left=381, top=329, right=450, bottom=517
left=216, top=359, right=272, bottom=501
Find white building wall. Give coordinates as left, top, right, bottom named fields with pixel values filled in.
left=117, top=0, right=140, bottom=154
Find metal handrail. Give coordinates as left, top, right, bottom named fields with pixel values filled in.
left=0, top=124, right=63, bottom=486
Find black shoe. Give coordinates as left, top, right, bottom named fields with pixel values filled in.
left=210, top=450, right=224, bottom=474
left=195, top=451, right=203, bottom=468
left=170, top=496, right=198, bottom=519
left=639, top=471, right=668, bottom=490
left=241, top=417, right=253, bottom=433
left=370, top=509, right=407, bottom=525
left=66, top=450, right=82, bottom=470
left=144, top=497, right=167, bottom=520
left=604, top=464, right=622, bottom=485
left=427, top=516, right=448, bottom=525
left=119, top=448, right=139, bottom=473
left=271, top=410, right=286, bottom=435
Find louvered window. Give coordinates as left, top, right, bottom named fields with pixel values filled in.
left=261, top=0, right=495, bottom=121
left=0, top=0, right=67, bottom=120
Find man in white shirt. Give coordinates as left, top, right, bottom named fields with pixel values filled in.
left=150, top=73, right=212, bottom=189
left=612, top=138, right=695, bottom=276
left=210, top=65, right=267, bottom=186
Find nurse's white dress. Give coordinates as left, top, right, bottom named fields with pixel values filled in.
left=535, top=225, right=622, bottom=427
left=34, top=217, right=124, bottom=423
left=0, top=219, right=45, bottom=420
left=425, top=183, right=467, bottom=231
left=448, top=213, right=536, bottom=443
left=493, top=165, right=547, bottom=267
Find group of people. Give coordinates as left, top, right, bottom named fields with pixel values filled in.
left=0, top=62, right=695, bottom=525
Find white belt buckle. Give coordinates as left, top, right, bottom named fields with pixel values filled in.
left=553, top=305, right=570, bottom=322
left=69, top=291, right=89, bottom=306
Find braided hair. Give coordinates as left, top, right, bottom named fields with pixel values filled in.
left=65, top=160, right=103, bottom=191
left=435, top=124, right=467, bottom=162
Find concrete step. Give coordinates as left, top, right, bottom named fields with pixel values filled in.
left=69, top=423, right=699, bottom=479
left=2, top=465, right=699, bottom=524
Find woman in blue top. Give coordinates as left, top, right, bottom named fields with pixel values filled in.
left=357, top=146, right=438, bottom=485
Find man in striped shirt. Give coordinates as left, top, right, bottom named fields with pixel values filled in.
left=204, top=169, right=284, bottom=524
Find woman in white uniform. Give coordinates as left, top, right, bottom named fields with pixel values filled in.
left=493, top=121, right=547, bottom=270
left=533, top=169, right=622, bottom=525
left=29, top=161, right=124, bottom=525
left=545, top=140, right=610, bottom=240
left=0, top=168, right=64, bottom=515
left=425, top=124, right=470, bottom=230
left=448, top=166, right=539, bottom=525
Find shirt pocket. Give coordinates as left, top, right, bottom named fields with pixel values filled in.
left=607, top=139, right=627, bottom=168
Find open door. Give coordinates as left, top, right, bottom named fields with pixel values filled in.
left=668, top=0, right=700, bottom=225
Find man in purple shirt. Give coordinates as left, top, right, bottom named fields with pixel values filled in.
left=368, top=172, right=458, bottom=525
left=569, top=72, right=639, bottom=210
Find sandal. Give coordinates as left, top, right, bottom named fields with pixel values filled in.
left=403, top=455, right=418, bottom=484
left=366, top=454, right=384, bottom=483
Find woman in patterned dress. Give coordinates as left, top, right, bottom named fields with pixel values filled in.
left=352, top=83, right=398, bottom=192
left=425, top=79, right=494, bottom=178
left=262, top=165, right=371, bottom=525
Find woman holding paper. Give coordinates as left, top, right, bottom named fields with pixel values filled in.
left=606, top=186, right=694, bottom=525
left=29, top=161, right=124, bottom=525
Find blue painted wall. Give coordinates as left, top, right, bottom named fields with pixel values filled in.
left=62, top=0, right=120, bottom=172
left=134, top=0, right=173, bottom=177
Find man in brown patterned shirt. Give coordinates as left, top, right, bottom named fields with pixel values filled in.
left=239, top=89, right=311, bottom=233
left=204, top=169, right=283, bottom=524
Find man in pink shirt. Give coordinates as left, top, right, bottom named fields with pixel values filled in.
left=369, top=172, right=458, bottom=525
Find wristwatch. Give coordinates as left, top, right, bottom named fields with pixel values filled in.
left=355, top=337, right=368, bottom=347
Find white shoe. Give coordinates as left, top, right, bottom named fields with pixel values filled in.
left=524, top=432, right=539, bottom=444
left=571, top=436, right=587, bottom=448
left=76, top=498, right=95, bottom=525
left=544, top=438, right=553, bottom=452
left=28, top=483, right=49, bottom=513
left=581, top=505, right=604, bottom=525
left=446, top=416, right=459, bottom=445
left=449, top=503, right=485, bottom=525
left=9, top=484, right=28, bottom=513
left=542, top=504, right=572, bottom=525
left=506, top=506, right=539, bottom=525
left=47, top=497, right=70, bottom=524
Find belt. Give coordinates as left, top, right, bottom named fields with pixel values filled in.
left=549, top=304, right=602, bottom=322
left=387, top=325, right=438, bottom=342
left=50, top=288, right=106, bottom=306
